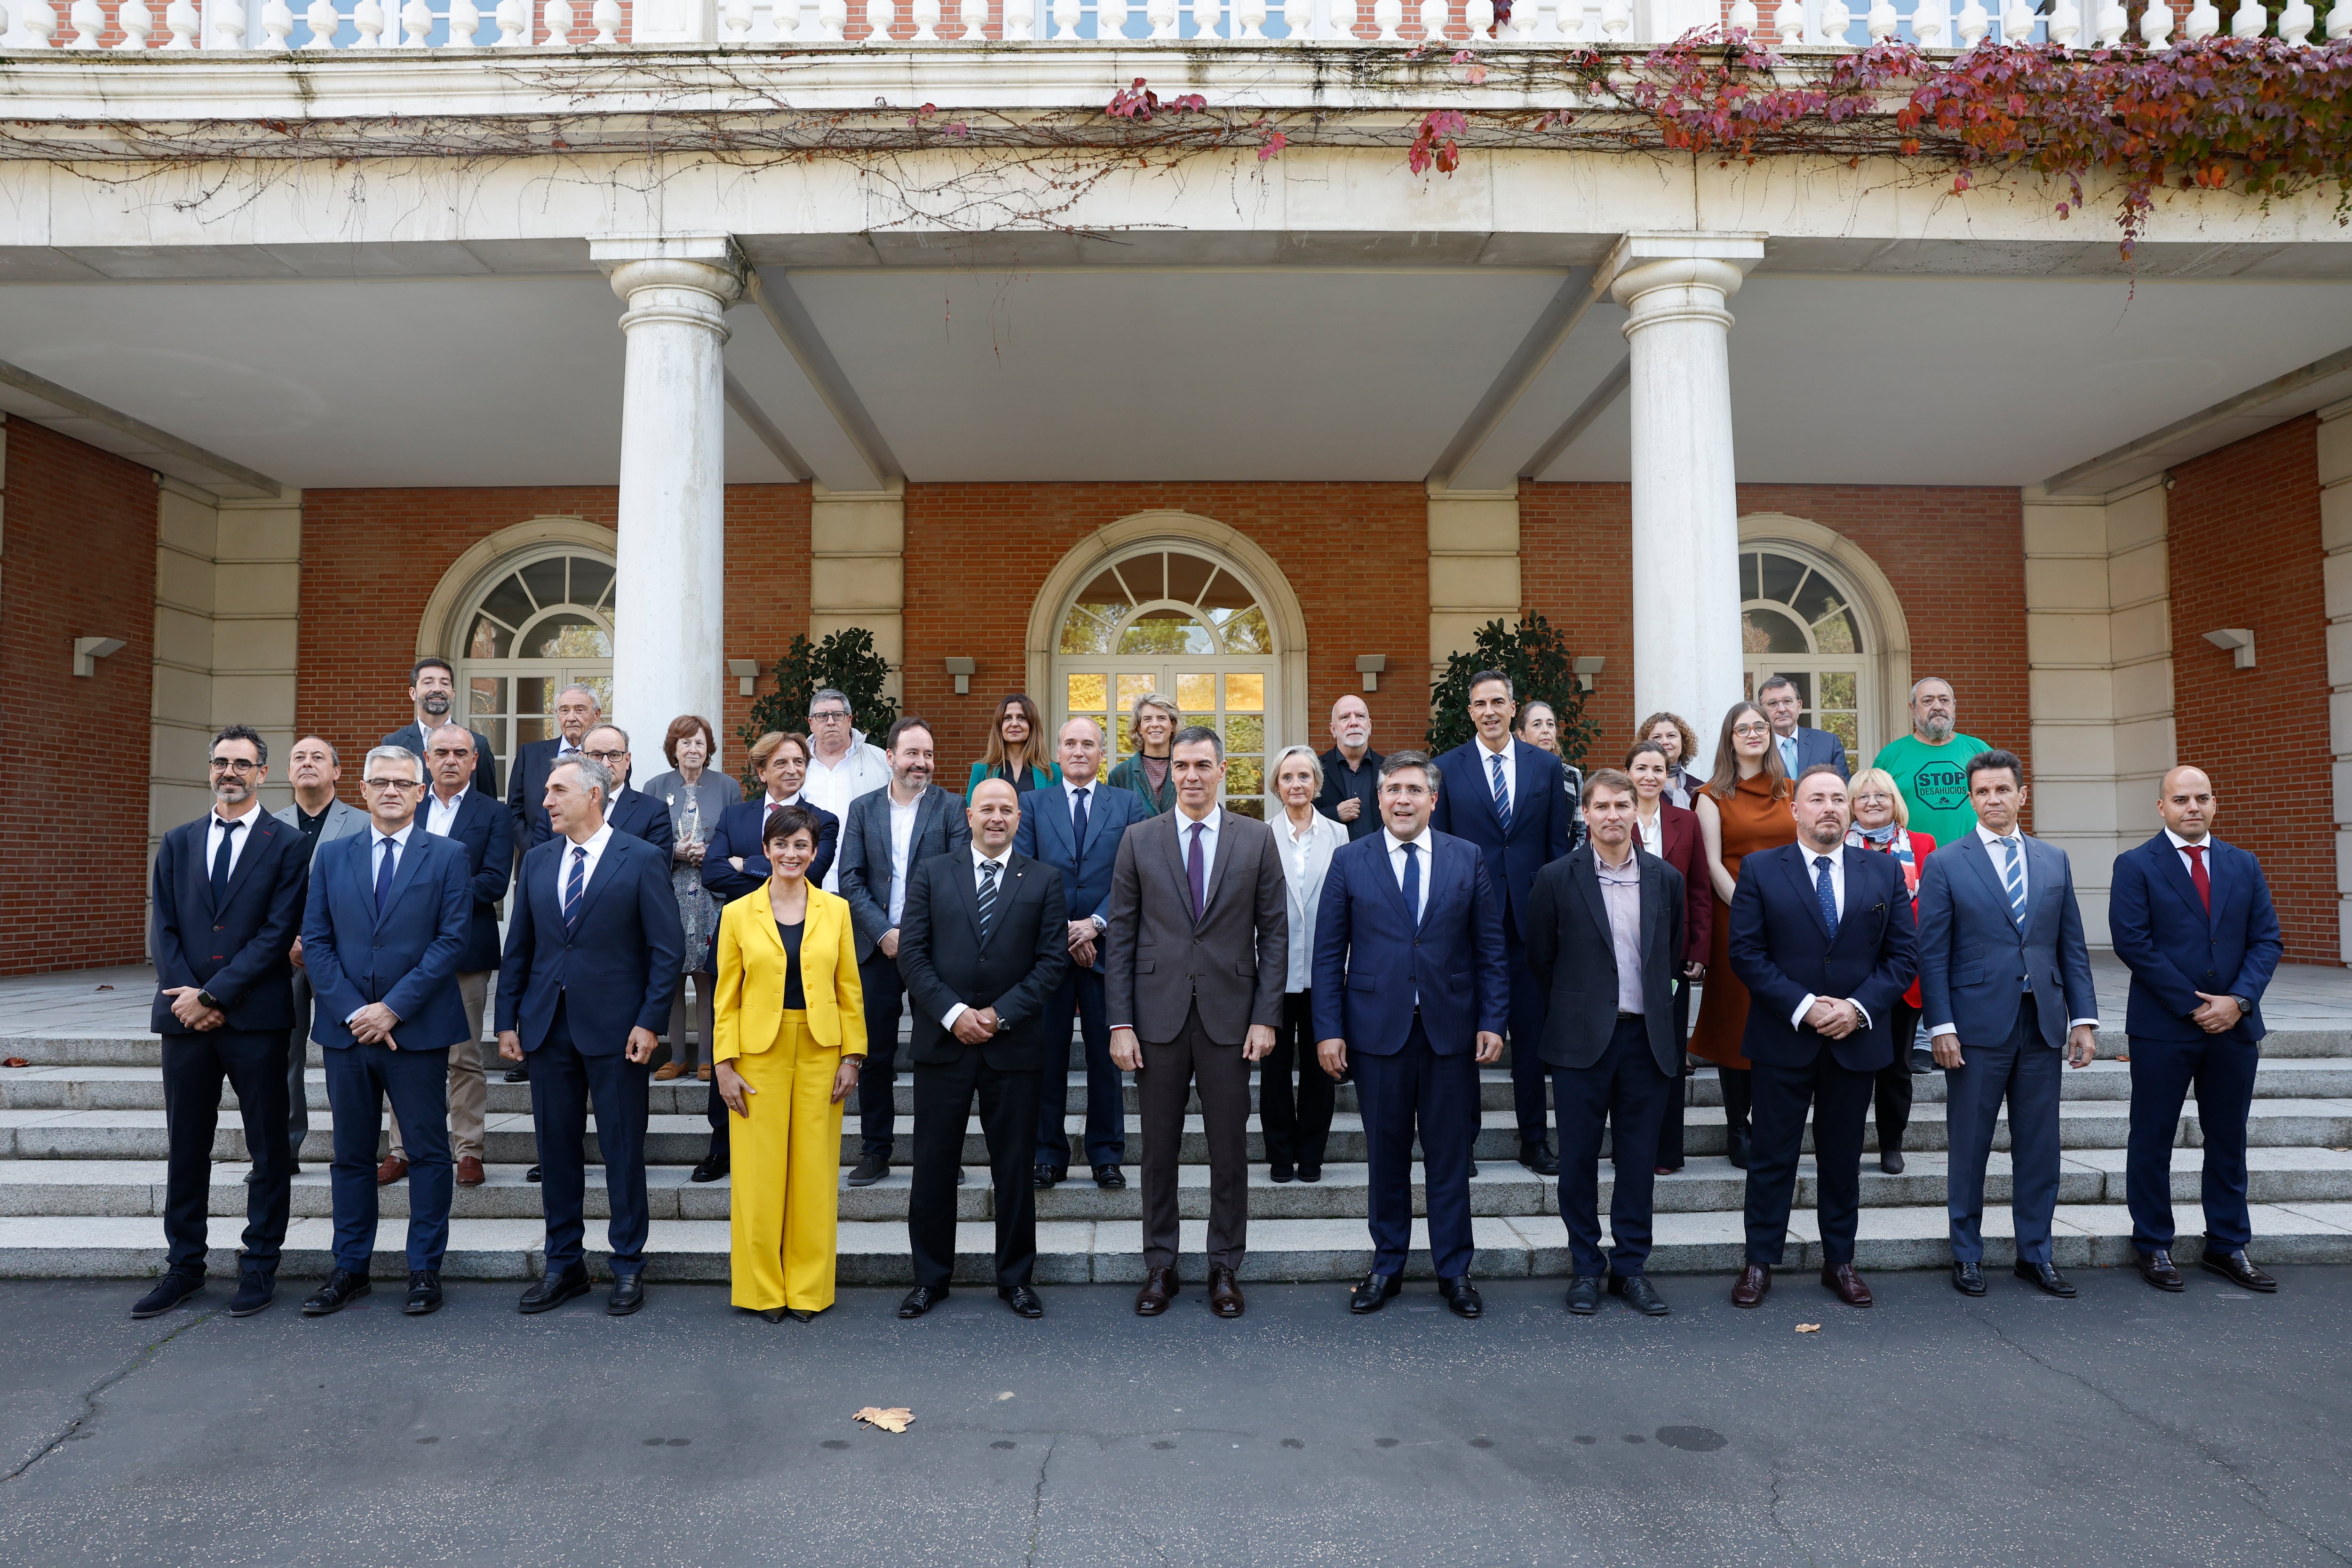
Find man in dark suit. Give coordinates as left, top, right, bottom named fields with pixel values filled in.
left=496, top=754, right=683, bottom=1317
left=275, top=734, right=368, bottom=1175
left=298, top=743, right=476, bottom=1319
left=1104, top=726, right=1288, bottom=1320
left=582, top=724, right=675, bottom=856
left=838, top=717, right=970, bottom=1187
left=507, top=681, right=602, bottom=849
left=1430, top=669, right=1571, bottom=1177
left=892, top=778, right=1069, bottom=1320
left=1524, top=769, right=1686, bottom=1318
left=382, top=655, right=498, bottom=799
left=1013, top=716, right=1150, bottom=1190
left=2109, top=765, right=2285, bottom=1293
left=1314, top=750, right=1508, bottom=1319
left=1758, top=674, right=1850, bottom=782
left=1315, top=693, right=1384, bottom=842
left=1918, top=748, right=2100, bottom=1299
left=381, top=723, right=513, bottom=1190
left=136, top=725, right=311, bottom=1321
left=1727, top=764, right=1915, bottom=1311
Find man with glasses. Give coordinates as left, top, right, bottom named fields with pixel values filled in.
left=509, top=682, right=603, bottom=849
left=136, top=726, right=311, bottom=1321
left=297, top=745, right=476, bottom=1320
left=1869, top=677, right=1990, bottom=862
left=581, top=724, right=675, bottom=855
left=382, top=656, right=499, bottom=798
left=796, top=687, right=890, bottom=893
left=273, top=735, right=367, bottom=1177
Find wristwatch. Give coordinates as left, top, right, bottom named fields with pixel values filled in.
left=2232, top=995, right=2254, bottom=1016
left=196, top=990, right=222, bottom=1011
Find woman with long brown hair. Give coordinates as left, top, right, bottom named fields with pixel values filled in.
left=965, top=692, right=1060, bottom=796
left=1688, top=701, right=1795, bottom=1171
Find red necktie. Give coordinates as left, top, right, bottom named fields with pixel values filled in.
left=2183, top=844, right=2210, bottom=914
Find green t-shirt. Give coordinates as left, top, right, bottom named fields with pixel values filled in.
left=1870, top=732, right=1992, bottom=853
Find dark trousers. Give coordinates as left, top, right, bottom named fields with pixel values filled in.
left=1946, top=1010, right=2063, bottom=1265
left=1037, top=966, right=1124, bottom=1170
left=1138, top=1003, right=1252, bottom=1272
left=1745, top=1050, right=1877, bottom=1267
left=1651, top=977, right=1695, bottom=1170
left=1260, top=989, right=1335, bottom=1171
left=1874, top=1002, right=1920, bottom=1155
left=1718, top=1065, right=1752, bottom=1140
left=162, top=1027, right=293, bottom=1277
left=1357, top=1014, right=1480, bottom=1280
left=1495, top=917, right=1551, bottom=1148
left=856, top=956, right=907, bottom=1160
left=1553, top=1015, right=1674, bottom=1279
left=285, top=969, right=315, bottom=1161
left=2127, top=1031, right=2259, bottom=1253
left=324, top=1039, right=451, bottom=1274
left=528, top=1001, right=653, bottom=1276
left=908, top=1051, right=1040, bottom=1289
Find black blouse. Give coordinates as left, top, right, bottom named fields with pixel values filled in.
left=776, top=920, right=807, bottom=1011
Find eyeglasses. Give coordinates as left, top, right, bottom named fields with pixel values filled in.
left=208, top=758, right=259, bottom=774
left=584, top=749, right=628, bottom=764
left=362, top=777, right=424, bottom=793
left=1732, top=723, right=1770, bottom=738
left=808, top=710, right=850, bottom=724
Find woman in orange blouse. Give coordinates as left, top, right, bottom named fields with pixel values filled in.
left=1688, top=701, right=1796, bottom=1171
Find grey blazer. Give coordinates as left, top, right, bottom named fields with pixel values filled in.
left=836, top=784, right=972, bottom=964
left=1103, top=808, right=1288, bottom=1046
left=274, top=797, right=368, bottom=847
left=1274, top=809, right=1348, bottom=994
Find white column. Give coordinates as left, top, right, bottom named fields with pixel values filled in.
left=591, top=235, right=744, bottom=747
left=1603, top=233, right=1764, bottom=738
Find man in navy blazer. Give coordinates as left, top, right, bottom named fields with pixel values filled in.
left=2108, top=765, right=2284, bottom=1293
left=382, top=655, right=498, bottom=799
left=584, top=724, right=676, bottom=857
left=497, top=754, right=683, bottom=1318
left=137, top=725, right=311, bottom=1321
left=1430, top=670, right=1571, bottom=1176
left=1917, top=748, right=2099, bottom=1299
left=507, top=681, right=602, bottom=848
left=298, top=743, right=476, bottom=1320
left=1759, top=674, right=1851, bottom=782
left=1314, top=750, right=1508, bottom=1319
left=1727, top=765, right=1915, bottom=1311
left=838, top=717, right=970, bottom=1186
left=1012, top=716, right=1149, bottom=1188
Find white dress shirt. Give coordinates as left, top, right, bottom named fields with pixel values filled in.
left=1635, top=806, right=1664, bottom=858
left=887, top=789, right=923, bottom=930
left=423, top=785, right=467, bottom=838
left=942, top=845, right=1014, bottom=1031
left=1927, top=826, right=2098, bottom=1040
left=204, top=805, right=262, bottom=882
left=2166, top=826, right=2215, bottom=880
left=1173, top=805, right=1223, bottom=891
left=552, top=821, right=617, bottom=902
left=1474, top=735, right=1517, bottom=817
left=1789, top=844, right=1870, bottom=1032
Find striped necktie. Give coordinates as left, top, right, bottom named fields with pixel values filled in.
left=563, top=844, right=588, bottom=930
left=1489, top=751, right=1511, bottom=831
left=1999, top=835, right=2027, bottom=928
left=977, top=858, right=1001, bottom=940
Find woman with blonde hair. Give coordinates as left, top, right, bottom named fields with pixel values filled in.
left=1688, top=701, right=1795, bottom=1171
left=1845, top=765, right=1938, bottom=1173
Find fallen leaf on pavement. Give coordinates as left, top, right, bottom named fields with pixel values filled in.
left=1795, top=1323, right=1821, bottom=1333
left=854, top=1406, right=914, bottom=1433
left=95, top=985, right=114, bottom=992
left=1, top=1057, right=27, bottom=1069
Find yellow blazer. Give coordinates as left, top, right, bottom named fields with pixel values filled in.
left=712, top=885, right=868, bottom=1062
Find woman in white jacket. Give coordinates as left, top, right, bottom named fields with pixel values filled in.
left=1263, top=744, right=1350, bottom=1184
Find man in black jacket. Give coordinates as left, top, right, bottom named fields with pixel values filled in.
left=892, top=779, right=1068, bottom=1320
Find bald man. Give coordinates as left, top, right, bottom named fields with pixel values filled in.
left=1316, top=694, right=1385, bottom=843
left=2108, top=765, right=2283, bottom=1294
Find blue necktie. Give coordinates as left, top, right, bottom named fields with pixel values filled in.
left=562, top=844, right=588, bottom=930
left=1070, top=787, right=1090, bottom=861
left=1813, top=854, right=1839, bottom=937
left=210, top=818, right=244, bottom=907
left=1489, top=753, right=1511, bottom=831
left=1400, top=839, right=1421, bottom=924
left=2000, top=836, right=2028, bottom=928
left=1780, top=734, right=1799, bottom=777
left=373, top=835, right=398, bottom=916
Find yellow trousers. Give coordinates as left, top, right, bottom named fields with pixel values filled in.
left=727, top=1012, right=844, bottom=1312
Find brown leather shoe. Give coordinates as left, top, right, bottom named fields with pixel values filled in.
left=375, top=1154, right=409, bottom=1186
left=696, top=1065, right=713, bottom=1082
left=1135, top=1267, right=1179, bottom=1317
left=1731, top=1261, right=1771, bottom=1308
left=1820, top=1262, right=1873, bottom=1307
left=1208, top=1265, right=1245, bottom=1319
left=652, top=1062, right=686, bottom=1082
left=454, top=1155, right=485, bottom=1187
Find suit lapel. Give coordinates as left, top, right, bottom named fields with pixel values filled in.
left=1637, top=852, right=1665, bottom=962
left=1198, top=815, right=1236, bottom=920
left=1955, top=833, right=2014, bottom=927
left=950, top=852, right=987, bottom=946
left=2149, top=837, right=2210, bottom=928
left=1783, top=846, right=1833, bottom=940
left=217, top=816, right=277, bottom=910
left=371, top=830, right=429, bottom=930
left=567, top=835, right=626, bottom=931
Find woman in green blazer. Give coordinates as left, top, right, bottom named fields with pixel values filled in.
left=964, top=691, right=1060, bottom=797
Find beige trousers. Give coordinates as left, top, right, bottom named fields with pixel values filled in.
left=389, top=969, right=490, bottom=1162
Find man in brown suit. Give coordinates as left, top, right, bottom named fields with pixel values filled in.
left=1105, top=726, right=1288, bottom=1319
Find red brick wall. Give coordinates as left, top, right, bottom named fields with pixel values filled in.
left=0, top=421, right=156, bottom=975
left=900, top=484, right=1430, bottom=788
left=2169, top=415, right=2332, bottom=962
left=297, top=486, right=810, bottom=777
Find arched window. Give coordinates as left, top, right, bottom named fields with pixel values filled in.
left=456, top=549, right=616, bottom=783
left=1742, top=547, right=1870, bottom=759
left=1052, top=546, right=1277, bottom=817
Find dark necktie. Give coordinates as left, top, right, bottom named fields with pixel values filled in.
left=1813, top=854, right=1839, bottom=937
left=1070, top=787, right=1090, bottom=860
left=211, top=817, right=245, bottom=907
left=1186, top=821, right=1208, bottom=922
left=563, top=844, right=588, bottom=929
left=977, top=859, right=1000, bottom=940
left=1489, top=752, right=1511, bottom=831
left=2184, top=844, right=2210, bottom=914
left=1400, top=839, right=1421, bottom=924
left=373, top=834, right=398, bottom=916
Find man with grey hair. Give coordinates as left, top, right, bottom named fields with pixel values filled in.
left=1107, top=692, right=1182, bottom=815
left=1869, top=676, right=1992, bottom=875
left=508, top=681, right=603, bottom=849
left=581, top=722, right=675, bottom=855
left=274, top=734, right=367, bottom=1176
left=798, top=686, right=890, bottom=894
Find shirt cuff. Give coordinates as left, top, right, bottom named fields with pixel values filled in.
left=2069, top=1018, right=2100, bottom=1031
left=943, top=1003, right=968, bottom=1030
left=1928, top=1023, right=1956, bottom=1039
left=1791, top=993, right=1819, bottom=1030
left=346, top=1006, right=366, bottom=1025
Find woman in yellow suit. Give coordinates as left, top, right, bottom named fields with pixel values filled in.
left=713, top=804, right=866, bottom=1322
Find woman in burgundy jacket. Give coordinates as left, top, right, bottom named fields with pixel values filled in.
left=1627, top=740, right=1713, bottom=1174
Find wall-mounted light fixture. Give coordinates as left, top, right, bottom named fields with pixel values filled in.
left=72, top=636, right=126, bottom=677
left=1355, top=654, right=1387, bottom=693
left=1572, top=655, right=1607, bottom=692
left=727, top=659, right=761, bottom=697
left=2202, top=628, right=2256, bottom=669
left=944, top=656, right=977, bottom=695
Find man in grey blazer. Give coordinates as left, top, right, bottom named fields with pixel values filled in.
left=836, top=717, right=971, bottom=1186
left=273, top=735, right=369, bottom=1174
left=1104, top=726, right=1287, bottom=1320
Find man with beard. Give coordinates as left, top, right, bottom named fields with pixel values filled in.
left=1315, top=693, right=1384, bottom=843
left=1868, top=676, right=1989, bottom=869
left=383, top=657, right=499, bottom=799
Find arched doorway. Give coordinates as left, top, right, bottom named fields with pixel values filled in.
left=1737, top=515, right=1913, bottom=767
left=453, top=548, right=617, bottom=786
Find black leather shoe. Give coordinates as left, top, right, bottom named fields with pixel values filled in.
left=898, top=1285, right=950, bottom=1319
left=1564, top=1276, right=1602, bottom=1315
left=1269, top=1161, right=1295, bottom=1183
left=956, top=1167, right=968, bottom=1186
left=2013, top=1258, right=2077, bottom=1297
left=524, top=1165, right=541, bottom=1183
left=608, top=1274, right=646, bottom=1316
left=1032, top=1164, right=1060, bottom=1190
left=1611, top=1273, right=1669, bottom=1316
left=1349, top=1271, right=1401, bottom=1314
left=690, top=1148, right=729, bottom=1183
left=1438, top=1276, right=1483, bottom=1319
left=999, top=1285, right=1044, bottom=1318
left=846, top=1153, right=889, bottom=1187
left=1517, top=1142, right=1560, bottom=1177
left=2138, top=1249, right=2185, bottom=1292
left=2200, top=1247, right=2278, bottom=1292
left=518, top=1264, right=592, bottom=1314
left=503, top=1066, right=530, bottom=1083
left=227, top=1271, right=276, bottom=1318
left=1135, top=1268, right=1178, bottom=1316
left=757, top=1307, right=788, bottom=1324
left=1879, top=1149, right=1906, bottom=1175
left=404, top=1270, right=443, bottom=1316
left=131, top=1271, right=205, bottom=1320
left=302, top=1268, right=371, bottom=1317
left=1951, top=1260, right=1987, bottom=1297
left=1093, top=1164, right=1126, bottom=1189
left=1725, top=1130, right=1750, bottom=1171
left=1296, top=1163, right=1321, bottom=1183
